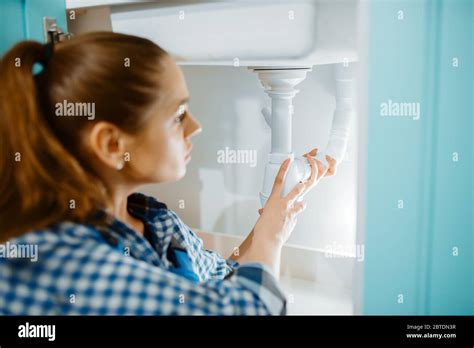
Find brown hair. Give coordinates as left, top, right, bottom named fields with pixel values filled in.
left=0, top=32, right=168, bottom=241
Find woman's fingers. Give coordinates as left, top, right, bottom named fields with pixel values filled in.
left=305, top=154, right=318, bottom=186
left=316, top=158, right=329, bottom=181
left=302, top=150, right=336, bottom=179
left=285, top=182, right=306, bottom=205
left=290, top=201, right=306, bottom=216
left=324, top=155, right=337, bottom=177
left=325, top=165, right=336, bottom=177
left=325, top=168, right=335, bottom=177
left=269, top=158, right=292, bottom=199
left=303, top=148, right=318, bottom=157
left=326, top=155, right=337, bottom=166
left=285, top=154, right=318, bottom=204
left=268, top=150, right=332, bottom=207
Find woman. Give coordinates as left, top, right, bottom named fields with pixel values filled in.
left=0, top=32, right=328, bottom=315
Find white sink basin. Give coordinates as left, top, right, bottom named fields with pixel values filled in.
left=78, top=0, right=359, bottom=67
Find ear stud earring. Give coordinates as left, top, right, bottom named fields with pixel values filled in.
left=116, top=161, right=125, bottom=171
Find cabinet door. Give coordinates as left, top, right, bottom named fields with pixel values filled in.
left=0, top=0, right=67, bottom=54
left=363, top=0, right=473, bottom=315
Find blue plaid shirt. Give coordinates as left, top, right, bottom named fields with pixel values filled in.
left=0, top=193, right=287, bottom=315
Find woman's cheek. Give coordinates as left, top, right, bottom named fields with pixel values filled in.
left=136, top=131, right=186, bottom=182
left=159, top=143, right=186, bottom=181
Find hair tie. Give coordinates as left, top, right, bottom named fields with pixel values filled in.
left=37, top=42, right=54, bottom=68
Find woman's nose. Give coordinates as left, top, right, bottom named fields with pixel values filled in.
left=185, top=112, right=202, bottom=138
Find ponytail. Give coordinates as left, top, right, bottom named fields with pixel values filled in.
left=0, top=41, right=108, bottom=241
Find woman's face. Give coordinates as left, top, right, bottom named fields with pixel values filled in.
left=126, top=55, right=202, bottom=184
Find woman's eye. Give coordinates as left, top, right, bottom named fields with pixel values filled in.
left=174, top=113, right=185, bottom=124
left=174, top=105, right=187, bottom=124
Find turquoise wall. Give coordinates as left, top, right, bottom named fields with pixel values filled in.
left=0, top=0, right=67, bottom=53
left=363, top=0, right=473, bottom=314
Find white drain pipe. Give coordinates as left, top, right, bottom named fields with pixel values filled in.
left=252, top=68, right=312, bottom=206
left=315, top=64, right=355, bottom=166
left=252, top=64, right=355, bottom=207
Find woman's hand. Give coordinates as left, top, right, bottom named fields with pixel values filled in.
left=236, top=148, right=328, bottom=277
left=253, top=149, right=327, bottom=246
left=304, top=148, right=337, bottom=177
left=324, top=154, right=337, bottom=177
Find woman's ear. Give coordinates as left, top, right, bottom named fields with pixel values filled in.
left=87, top=121, right=127, bottom=171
